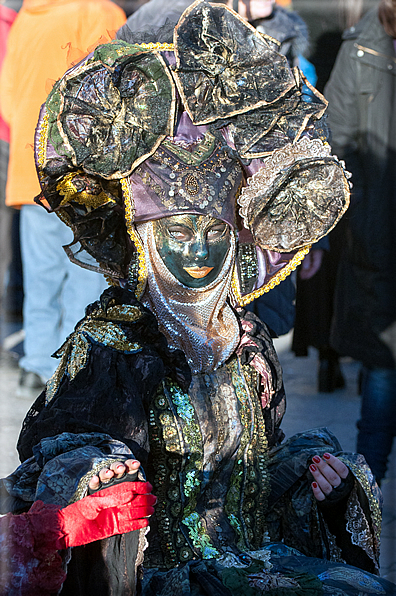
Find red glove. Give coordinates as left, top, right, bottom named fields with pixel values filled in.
left=0, top=486, right=155, bottom=596
left=56, top=481, right=156, bottom=548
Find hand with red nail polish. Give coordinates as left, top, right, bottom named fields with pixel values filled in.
left=309, top=453, right=350, bottom=502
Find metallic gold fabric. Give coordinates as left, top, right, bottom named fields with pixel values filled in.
left=137, top=221, right=239, bottom=374
left=56, top=171, right=116, bottom=209
left=45, top=304, right=142, bottom=403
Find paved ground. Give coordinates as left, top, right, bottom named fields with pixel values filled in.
left=0, top=330, right=395, bottom=582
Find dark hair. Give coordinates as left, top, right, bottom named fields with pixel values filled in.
left=379, top=0, right=396, bottom=38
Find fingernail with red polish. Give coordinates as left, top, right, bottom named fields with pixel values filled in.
left=310, top=464, right=317, bottom=472
left=313, top=456, right=321, bottom=464
left=323, top=453, right=331, bottom=460
left=312, top=482, right=318, bottom=489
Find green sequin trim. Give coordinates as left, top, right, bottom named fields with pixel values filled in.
left=184, top=469, right=200, bottom=497
left=45, top=303, right=142, bottom=404
left=182, top=512, right=220, bottom=559
left=228, top=513, right=244, bottom=537
left=164, top=380, right=219, bottom=559
left=168, top=382, right=199, bottom=449
left=166, top=382, right=204, bottom=517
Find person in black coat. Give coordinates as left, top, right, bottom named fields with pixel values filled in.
left=325, top=0, right=396, bottom=484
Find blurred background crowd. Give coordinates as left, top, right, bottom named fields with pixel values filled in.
left=0, top=0, right=395, bottom=506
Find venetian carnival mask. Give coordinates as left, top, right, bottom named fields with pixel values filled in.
left=153, top=215, right=231, bottom=288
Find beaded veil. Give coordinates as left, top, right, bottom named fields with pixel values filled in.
left=34, top=0, right=351, bottom=308
left=137, top=221, right=239, bottom=374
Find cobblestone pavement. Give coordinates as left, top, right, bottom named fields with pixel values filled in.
left=0, top=334, right=395, bottom=582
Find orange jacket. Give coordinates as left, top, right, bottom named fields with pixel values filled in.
left=0, top=5, right=18, bottom=143
left=0, top=0, right=126, bottom=207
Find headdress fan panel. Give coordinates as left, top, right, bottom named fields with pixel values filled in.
left=44, top=41, right=177, bottom=181
left=173, top=0, right=296, bottom=124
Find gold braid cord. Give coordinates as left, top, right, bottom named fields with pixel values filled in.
left=37, top=111, right=49, bottom=180
left=121, top=177, right=147, bottom=300
left=138, top=42, right=174, bottom=51
left=231, top=245, right=310, bottom=307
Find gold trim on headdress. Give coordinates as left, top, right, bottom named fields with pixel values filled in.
left=137, top=42, right=175, bottom=51
left=37, top=111, right=49, bottom=181
left=121, top=177, right=147, bottom=299
left=231, top=245, right=310, bottom=307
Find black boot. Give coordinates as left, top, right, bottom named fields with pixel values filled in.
left=318, top=347, right=345, bottom=393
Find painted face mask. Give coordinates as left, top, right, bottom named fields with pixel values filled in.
left=153, top=214, right=231, bottom=288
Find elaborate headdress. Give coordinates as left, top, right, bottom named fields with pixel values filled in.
left=34, top=0, right=350, bottom=307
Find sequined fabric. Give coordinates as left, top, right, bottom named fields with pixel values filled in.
left=137, top=221, right=240, bottom=373
left=145, top=356, right=272, bottom=568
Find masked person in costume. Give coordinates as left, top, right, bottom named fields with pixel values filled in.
left=0, top=2, right=393, bottom=595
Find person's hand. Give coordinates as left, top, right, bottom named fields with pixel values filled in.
left=310, top=453, right=350, bottom=502
left=299, top=249, right=324, bottom=280
left=88, top=459, right=141, bottom=493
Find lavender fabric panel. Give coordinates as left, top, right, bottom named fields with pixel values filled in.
left=173, top=110, right=208, bottom=144
left=243, top=158, right=266, bottom=177
left=255, top=247, right=298, bottom=291
left=131, top=111, right=241, bottom=227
